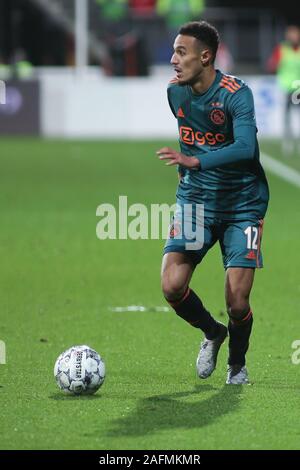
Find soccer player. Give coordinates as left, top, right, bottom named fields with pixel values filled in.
left=157, top=21, right=269, bottom=384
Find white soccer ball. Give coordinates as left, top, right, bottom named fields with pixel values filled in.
left=54, top=345, right=105, bottom=395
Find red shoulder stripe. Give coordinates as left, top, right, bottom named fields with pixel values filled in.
left=220, top=83, right=237, bottom=93
left=222, top=74, right=239, bottom=84
left=221, top=76, right=241, bottom=90
left=221, top=77, right=240, bottom=89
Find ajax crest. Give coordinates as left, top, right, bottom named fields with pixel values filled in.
left=210, top=109, right=225, bottom=125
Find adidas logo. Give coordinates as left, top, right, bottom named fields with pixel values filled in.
left=177, top=107, right=185, bottom=118
left=245, top=250, right=256, bottom=260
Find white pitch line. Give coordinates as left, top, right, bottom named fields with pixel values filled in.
left=261, top=152, right=300, bottom=188
left=109, top=306, right=170, bottom=312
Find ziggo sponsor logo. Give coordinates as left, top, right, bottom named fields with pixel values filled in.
left=180, top=125, right=225, bottom=146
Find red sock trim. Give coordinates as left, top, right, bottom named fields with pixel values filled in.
left=231, top=309, right=253, bottom=325
left=242, top=309, right=253, bottom=322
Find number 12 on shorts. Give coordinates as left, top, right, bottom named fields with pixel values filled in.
left=244, top=226, right=258, bottom=250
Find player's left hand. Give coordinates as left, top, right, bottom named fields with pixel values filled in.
left=156, top=147, right=200, bottom=169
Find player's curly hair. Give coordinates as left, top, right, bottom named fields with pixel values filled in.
left=179, top=21, right=220, bottom=63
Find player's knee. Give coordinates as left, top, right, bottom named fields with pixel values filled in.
left=161, top=277, right=187, bottom=303
left=226, top=297, right=249, bottom=320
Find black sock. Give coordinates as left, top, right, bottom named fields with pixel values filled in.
left=228, top=310, right=253, bottom=366
left=167, top=288, right=220, bottom=339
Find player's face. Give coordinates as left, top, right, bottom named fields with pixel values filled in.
left=285, top=26, right=300, bottom=47
left=171, top=35, right=209, bottom=85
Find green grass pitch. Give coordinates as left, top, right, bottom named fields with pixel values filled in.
left=0, top=138, right=299, bottom=450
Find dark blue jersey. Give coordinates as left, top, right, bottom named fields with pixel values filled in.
left=167, top=70, right=269, bottom=220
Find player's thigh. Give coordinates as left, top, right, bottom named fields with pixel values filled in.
left=163, top=210, right=218, bottom=267
left=161, top=252, right=195, bottom=296
left=225, top=267, right=255, bottom=307
left=220, top=219, right=265, bottom=270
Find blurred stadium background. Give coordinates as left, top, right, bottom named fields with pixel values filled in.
left=1, top=0, right=300, bottom=451
left=0, top=0, right=300, bottom=138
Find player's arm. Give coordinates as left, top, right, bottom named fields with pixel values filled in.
left=157, top=147, right=200, bottom=168
left=164, top=81, right=197, bottom=171
left=156, top=128, right=255, bottom=170
left=157, top=86, right=257, bottom=170
left=195, top=86, right=256, bottom=170
left=167, top=81, right=178, bottom=118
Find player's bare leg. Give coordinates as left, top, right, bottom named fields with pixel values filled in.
left=225, top=267, right=255, bottom=384
left=161, top=252, right=227, bottom=379
left=161, top=252, right=195, bottom=303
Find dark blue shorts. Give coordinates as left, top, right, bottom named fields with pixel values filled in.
left=164, top=205, right=265, bottom=269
